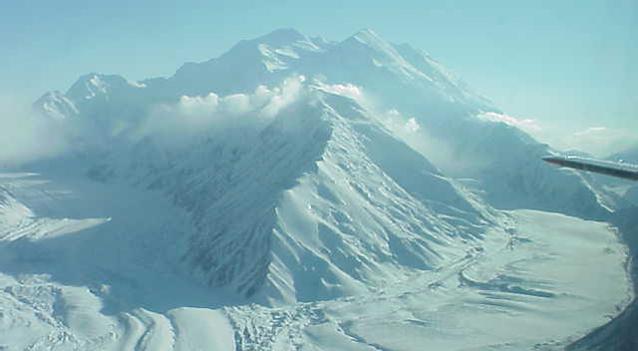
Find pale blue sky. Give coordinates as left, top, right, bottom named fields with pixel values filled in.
left=2, top=0, right=636, bottom=155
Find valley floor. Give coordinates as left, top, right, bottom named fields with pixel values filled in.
left=0, top=170, right=632, bottom=350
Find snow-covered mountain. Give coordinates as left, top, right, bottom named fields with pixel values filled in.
left=2, top=28, right=631, bottom=350
left=34, top=28, right=611, bottom=300
left=40, top=30, right=614, bottom=217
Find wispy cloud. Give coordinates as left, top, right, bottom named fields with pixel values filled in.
left=0, top=97, right=70, bottom=167
left=136, top=75, right=307, bottom=145
left=404, top=117, right=421, bottom=133
left=561, top=126, right=637, bottom=157
left=315, top=82, right=364, bottom=101
left=1, top=76, right=310, bottom=167
left=573, top=126, right=606, bottom=136
left=526, top=122, right=638, bottom=157
left=477, top=112, right=542, bottom=132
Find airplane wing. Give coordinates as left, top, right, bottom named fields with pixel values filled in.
left=542, top=155, right=638, bottom=181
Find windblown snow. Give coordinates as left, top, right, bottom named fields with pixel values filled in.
left=0, top=28, right=632, bottom=350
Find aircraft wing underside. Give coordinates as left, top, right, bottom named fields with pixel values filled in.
left=542, top=156, right=638, bottom=181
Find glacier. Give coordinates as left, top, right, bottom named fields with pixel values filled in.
left=0, top=28, right=633, bottom=350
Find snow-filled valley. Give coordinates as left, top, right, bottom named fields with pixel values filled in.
left=1, top=29, right=634, bottom=350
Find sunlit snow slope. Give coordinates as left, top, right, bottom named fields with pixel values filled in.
left=0, top=28, right=632, bottom=350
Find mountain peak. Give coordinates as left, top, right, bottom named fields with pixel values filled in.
left=339, top=28, right=401, bottom=62
left=65, top=73, right=143, bottom=101
left=347, top=28, right=388, bottom=47
left=352, top=28, right=380, bottom=40
left=255, top=28, right=309, bottom=46
left=34, top=90, right=79, bottom=120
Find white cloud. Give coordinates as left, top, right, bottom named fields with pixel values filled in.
left=375, top=108, right=487, bottom=175
left=180, top=93, right=221, bottom=115
left=314, top=81, right=364, bottom=101
left=404, top=117, right=420, bottom=133
left=573, top=126, right=606, bottom=136
left=136, top=75, right=307, bottom=145
left=0, top=76, right=310, bottom=167
left=477, top=112, right=542, bottom=132
left=382, top=110, right=421, bottom=133
left=309, top=84, right=491, bottom=175
left=260, top=75, right=305, bottom=117
left=0, top=98, right=70, bottom=167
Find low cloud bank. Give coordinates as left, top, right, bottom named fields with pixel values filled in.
left=135, top=76, right=307, bottom=146
left=1, top=76, right=309, bottom=167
